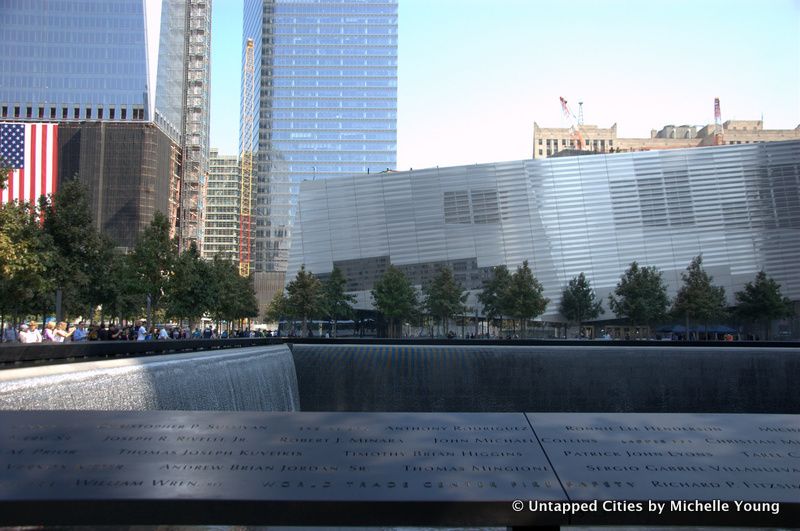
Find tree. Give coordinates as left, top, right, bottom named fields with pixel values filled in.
left=78, top=232, right=123, bottom=323
left=371, top=265, right=418, bottom=338
left=265, top=291, right=291, bottom=325
left=163, top=242, right=212, bottom=327
left=321, top=267, right=355, bottom=337
left=129, top=211, right=177, bottom=324
left=286, top=264, right=323, bottom=336
left=422, top=266, right=466, bottom=336
left=505, top=261, right=549, bottom=338
left=0, top=201, right=54, bottom=322
left=229, top=272, right=259, bottom=324
left=41, top=179, right=107, bottom=319
left=102, top=251, right=142, bottom=323
left=609, top=261, right=669, bottom=334
left=0, top=161, right=10, bottom=191
left=559, top=272, right=603, bottom=336
left=735, top=271, right=794, bottom=340
left=206, top=256, right=259, bottom=329
left=477, top=265, right=511, bottom=333
left=671, top=255, right=727, bottom=340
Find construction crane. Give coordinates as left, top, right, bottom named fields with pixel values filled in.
left=238, top=38, right=255, bottom=277
left=559, top=96, right=586, bottom=150
left=713, top=97, right=724, bottom=146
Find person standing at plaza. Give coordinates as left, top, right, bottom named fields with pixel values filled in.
left=136, top=321, right=147, bottom=341
left=3, top=323, right=18, bottom=343
left=26, top=322, right=42, bottom=343
left=53, top=322, right=74, bottom=343
left=43, top=321, right=56, bottom=342
left=17, top=324, right=29, bottom=343
left=72, top=322, right=89, bottom=342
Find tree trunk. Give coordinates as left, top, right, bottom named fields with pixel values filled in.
left=685, top=314, right=690, bottom=341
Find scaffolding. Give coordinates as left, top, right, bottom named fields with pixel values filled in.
left=239, top=38, right=255, bottom=276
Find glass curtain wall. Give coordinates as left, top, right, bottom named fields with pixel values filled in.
left=242, top=0, right=398, bottom=273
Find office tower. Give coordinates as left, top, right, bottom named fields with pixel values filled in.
left=0, top=0, right=211, bottom=250
left=242, top=0, right=398, bottom=303
left=203, top=149, right=241, bottom=262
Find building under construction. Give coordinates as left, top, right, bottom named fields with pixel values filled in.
left=0, top=0, right=212, bottom=252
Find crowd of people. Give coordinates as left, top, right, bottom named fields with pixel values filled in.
left=1, top=320, right=277, bottom=343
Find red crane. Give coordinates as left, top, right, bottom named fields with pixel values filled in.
left=559, top=96, right=586, bottom=150
left=714, top=97, right=723, bottom=146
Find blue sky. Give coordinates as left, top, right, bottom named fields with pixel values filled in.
left=210, top=0, right=800, bottom=169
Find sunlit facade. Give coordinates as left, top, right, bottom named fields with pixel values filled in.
left=242, top=0, right=398, bottom=275
left=0, top=0, right=211, bottom=250
left=0, top=0, right=188, bottom=140
left=288, top=141, right=800, bottom=322
left=203, top=149, right=240, bottom=262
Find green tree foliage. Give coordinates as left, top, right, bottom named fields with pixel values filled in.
left=478, top=265, right=512, bottom=330
left=129, top=211, right=176, bottom=322
left=102, top=251, right=142, bottom=323
left=505, top=261, right=549, bottom=338
left=671, top=255, right=727, bottom=339
left=422, top=266, right=466, bottom=336
left=609, top=261, right=670, bottom=331
left=164, top=242, right=212, bottom=326
left=0, top=201, right=54, bottom=320
left=0, top=161, right=10, bottom=191
left=371, top=264, right=418, bottom=338
left=286, top=264, right=323, bottom=336
left=735, top=271, right=794, bottom=340
left=559, top=272, right=603, bottom=333
left=82, top=233, right=119, bottom=320
left=41, top=180, right=107, bottom=318
left=321, top=267, right=355, bottom=337
left=206, top=256, right=259, bottom=326
left=265, top=290, right=291, bottom=324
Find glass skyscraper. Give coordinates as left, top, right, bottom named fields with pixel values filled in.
left=242, top=0, right=398, bottom=276
left=0, top=0, right=188, bottom=139
left=0, top=0, right=211, bottom=250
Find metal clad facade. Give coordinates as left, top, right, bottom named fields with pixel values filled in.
left=288, top=141, right=800, bottom=318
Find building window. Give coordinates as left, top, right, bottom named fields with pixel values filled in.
left=86, top=108, right=92, bottom=119
left=121, top=108, right=127, bottom=120
left=538, top=149, right=542, bottom=156
left=109, top=107, right=115, bottom=120
left=74, top=107, right=80, bottom=119
left=538, top=139, right=542, bottom=145
left=38, top=107, right=44, bottom=118
left=98, top=108, right=103, bottom=119
left=62, top=107, right=68, bottom=119
left=13, top=106, right=20, bottom=118
left=50, top=107, right=56, bottom=119
left=1, top=106, right=6, bottom=118
left=26, top=107, right=32, bottom=118
left=562, top=139, right=566, bottom=146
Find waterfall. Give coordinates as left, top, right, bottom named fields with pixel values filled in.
left=0, top=345, right=300, bottom=411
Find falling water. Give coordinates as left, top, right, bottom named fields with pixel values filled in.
left=0, top=345, right=300, bottom=411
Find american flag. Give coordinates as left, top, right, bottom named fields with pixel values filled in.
left=0, top=122, right=58, bottom=205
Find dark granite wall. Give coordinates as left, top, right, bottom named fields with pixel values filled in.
left=289, top=344, right=800, bottom=413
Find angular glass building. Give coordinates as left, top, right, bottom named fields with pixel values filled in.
left=288, top=141, right=800, bottom=329
left=242, top=0, right=398, bottom=277
left=0, top=0, right=211, bottom=250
